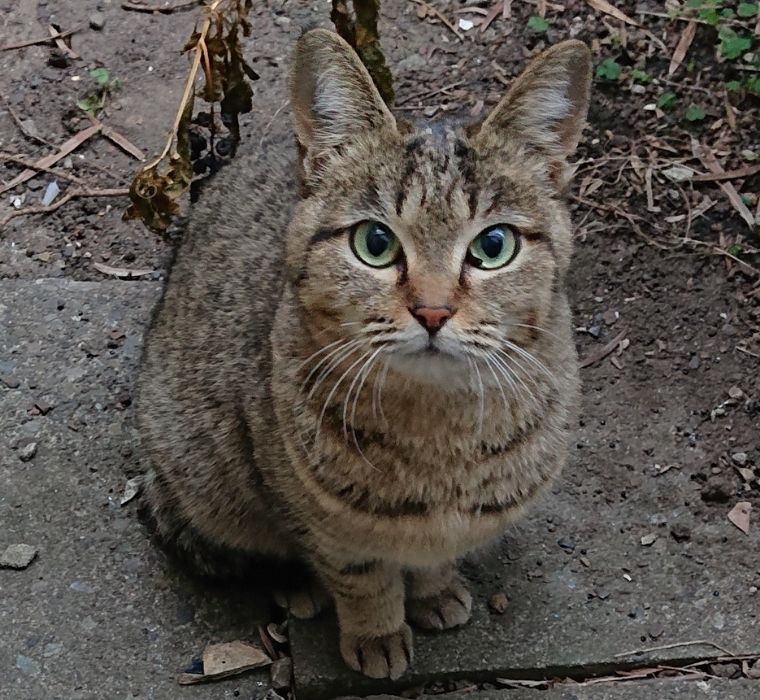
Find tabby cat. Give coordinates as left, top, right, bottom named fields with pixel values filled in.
left=137, top=28, right=591, bottom=679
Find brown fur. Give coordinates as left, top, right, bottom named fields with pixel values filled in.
left=137, top=30, right=591, bottom=679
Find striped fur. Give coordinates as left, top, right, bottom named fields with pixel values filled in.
left=137, top=30, right=591, bottom=679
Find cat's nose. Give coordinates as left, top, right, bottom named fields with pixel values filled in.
left=409, top=305, right=455, bottom=334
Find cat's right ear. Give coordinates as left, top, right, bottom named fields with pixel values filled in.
left=291, top=29, right=396, bottom=171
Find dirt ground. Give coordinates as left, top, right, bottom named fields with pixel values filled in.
left=1, top=0, right=759, bottom=697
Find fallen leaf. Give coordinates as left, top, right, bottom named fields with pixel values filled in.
left=120, top=477, right=141, bottom=506
left=669, top=20, right=697, bottom=75
left=727, top=502, right=751, bottom=534
left=585, top=0, right=639, bottom=27
left=661, top=165, right=696, bottom=183
left=178, top=641, right=271, bottom=684
left=93, top=262, right=153, bottom=278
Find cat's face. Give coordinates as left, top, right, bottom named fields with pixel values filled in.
left=287, top=31, right=590, bottom=385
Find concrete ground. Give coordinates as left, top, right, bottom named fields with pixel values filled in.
left=1, top=279, right=758, bottom=699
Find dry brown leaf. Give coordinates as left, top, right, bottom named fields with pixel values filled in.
left=669, top=20, right=696, bottom=76
left=93, top=262, right=153, bottom=278
left=727, top=501, right=751, bottom=534
left=178, top=641, right=271, bottom=684
left=585, top=0, right=639, bottom=27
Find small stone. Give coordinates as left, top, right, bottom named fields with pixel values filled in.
left=737, top=467, right=755, bottom=482
left=670, top=523, right=691, bottom=542
left=640, top=533, right=657, bottom=546
left=18, top=442, right=37, bottom=462
left=630, top=84, right=646, bottom=94
left=89, top=11, right=106, bottom=30
left=731, top=452, right=748, bottom=466
left=728, top=386, right=744, bottom=399
left=274, top=15, right=291, bottom=28
left=709, top=662, right=741, bottom=679
left=557, top=535, right=576, bottom=553
left=47, top=50, right=70, bottom=69
left=15, top=654, right=41, bottom=676
left=488, top=592, right=509, bottom=614
left=687, top=354, right=701, bottom=370
left=0, top=544, right=38, bottom=569
left=647, top=624, right=665, bottom=640
left=587, top=324, right=602, bottom=338
left=602, top=309, right=618, bottom=325
left=270, top=657, right=292, bottom=690
left=748, top=659, right=760, bottom=679
left=1, top=375, right=20, bottom=388
left=701, top=476, right=733, bottom=503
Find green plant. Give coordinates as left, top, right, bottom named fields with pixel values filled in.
left=657, top=91, right=677, bottom=110
left=527, top=15, right=549, bottom=33
left=725, top=79, right=742, bottom=90
left=76, top=67, right=122, bottom=116
left=738, top=2, right=758, bottom=17
left=719, top=27, right=753, bottom=59
left=747, top=75, right=760, bottom=95
left=685, top=104, right=706, bottom=121
left=631, top=68, right=652, bottom=83
left=596, top=58, right=622, bottom=81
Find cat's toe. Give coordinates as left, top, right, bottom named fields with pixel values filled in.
left=274, top=581, right=331, bottom=619
left=407, top=580, right=472, bottom=631
left=340, top=624, right=413, bottom=679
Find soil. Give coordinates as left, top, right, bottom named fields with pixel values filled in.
left=1, top=0, right=759, bottom=690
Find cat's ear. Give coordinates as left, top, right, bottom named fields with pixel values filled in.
left=474, top=40, right=591, bottom=160
left=291, top=29, right=396, bottom=157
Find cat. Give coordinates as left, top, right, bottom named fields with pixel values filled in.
left=136, top=28, right=591, bottom=680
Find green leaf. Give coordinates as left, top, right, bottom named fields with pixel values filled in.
left=596, top=58, right=622, bottom=81
left=527, top=15, right=549, bottom=32
left=728, top=243, right=744, bottom=256
left=738, top=2, right=758, bottom=17
left=89, top=67, right=111, bottom=86
left=631, top=68, right=652, bottom=83
left=656, top=91, right=677, bottom=109
left=76, top=94, right=105, bottom=116
left=685, top=104, right=706, bottom=121
left=686, top=0, right=702, bottom=7
left=725, top=79, right=741, bottom=91
left=747, top=75, right=760, bottom=95
left=719, top=29, right=753, bottom=60
left=698, top=7, right=719, bottom=24
left=720, top=8, right=735, bottom=18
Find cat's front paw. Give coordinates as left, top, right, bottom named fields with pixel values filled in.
left=340, top=623, right=413, bottom=679
left=406, top=578, right=472, bottom=631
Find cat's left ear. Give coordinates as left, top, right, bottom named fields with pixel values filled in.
left=290, top=29, right=396, bottom=160
left=474, top=40, right=591, bottom=160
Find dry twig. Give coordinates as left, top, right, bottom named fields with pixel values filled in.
left=0, top=26, right=80, bottom=52
left=410, top=0, right=463, bottom=40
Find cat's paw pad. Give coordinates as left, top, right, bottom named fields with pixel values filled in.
left=274, top=582, right=331, bottom=619
left=407, top=580, right=472, bottom=631
left=340, top=624, right=413, bottom=679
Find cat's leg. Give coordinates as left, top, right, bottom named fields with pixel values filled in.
left=406, top=562, right=472, bottom=631
left=315, top=557, right=412, bottom=679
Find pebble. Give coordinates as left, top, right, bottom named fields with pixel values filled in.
left=670, top=523, right=691, bottom=542
left=0, top=544, right=38, bottom=569
left=89, top=12, right=106, bottom=30
left=700, top=476, right=734, bottom=503
left=728, top=386, right=744, bottom=399
left=749, top=659, right=760, bottom=679
left=18, top=442, right=38, bottom=462
left=557, top=535, right=576, bottom=553
left=709, top=662, right=741, bottom=679
left=270, top=657, right=292, bottom=690
left=488, top=592, right=509, bottom=614
left=640, top=533, right=657, bottom=546
left=1, top=374, right=20, bottom=388
left=731, top=452, right=748, bottom=466
left=15, top=654, right=41, bottom=676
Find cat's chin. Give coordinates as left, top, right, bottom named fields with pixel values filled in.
left=387, top=350, right=471, bottom=390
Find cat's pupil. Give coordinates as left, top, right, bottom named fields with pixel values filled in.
left=367, top=226, right=390, bottom=257
left=481, top=229, right=505, bottom=258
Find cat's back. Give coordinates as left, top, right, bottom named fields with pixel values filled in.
left=141, top=124, right=299, bottom=388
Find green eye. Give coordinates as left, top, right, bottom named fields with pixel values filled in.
left=350, top=221, right=401, bottom=268
left=467, top=225, right=519, bottom=270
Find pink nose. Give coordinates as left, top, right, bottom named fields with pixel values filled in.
left=409, top=305, right=455, bottom=334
